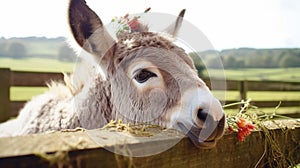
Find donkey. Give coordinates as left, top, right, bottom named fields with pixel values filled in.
left=0, top=0, right=225, bottom=148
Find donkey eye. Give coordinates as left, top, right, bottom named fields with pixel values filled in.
left=134, top=69, right=157, bottom=83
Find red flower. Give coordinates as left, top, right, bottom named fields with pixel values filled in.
left=236, top=118, right=255, bottom=142
left=247, top=123, right=255, bottom=130
left=238, top=130, right=245, bottom=141
left=228, top=126, right=234, bottom=132
left=237, top=118, right=247, bottom=128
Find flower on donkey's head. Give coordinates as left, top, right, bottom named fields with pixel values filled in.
left=111, top=7, right=151, bottom=36
left=128, top=17, right=140, bottom=31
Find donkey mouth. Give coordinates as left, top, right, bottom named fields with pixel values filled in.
left=177, top=117, right=225, bottom=149
left=186, top=129, right=217, bottom=149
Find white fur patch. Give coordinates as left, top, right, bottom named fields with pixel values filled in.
left=123, top=38, right=136, bottom=48
left=157, top=32, right=176, bottom=42
left=47, top=81, right=72, bottom=99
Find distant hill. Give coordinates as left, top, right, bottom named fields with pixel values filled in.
left=1, top=37, right=299, bottom=68
left=0, top=36, right=76, bottom=62
left=190, top=48, right=300, bottom=69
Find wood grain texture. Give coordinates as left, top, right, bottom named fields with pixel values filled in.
left=11, top=71, right=64, bottom=86
left=0, top=120, right=299, bottom=168
left=0, top=68, right=11, bottom=122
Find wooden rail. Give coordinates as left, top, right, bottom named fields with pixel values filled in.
left=0, top=68, right=64, bottom=122
left=0, top=120, right=299, bottom=167
left=0, top=68, right=299, bottom=122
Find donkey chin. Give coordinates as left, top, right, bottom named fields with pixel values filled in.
left=176, top=115, right=226, bottom=149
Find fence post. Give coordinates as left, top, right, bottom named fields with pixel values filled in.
left=239, top=81, right=247, bottom=101
left=0, top=68, right=11, bottom=122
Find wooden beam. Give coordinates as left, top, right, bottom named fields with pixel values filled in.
left=204, top=78, right=300, bottom=91
left=224, top=100, right=300, bottom=108
left=0, top=68, right=11, bottom=122
left=239, top=81, right=247, bottom=100
left=0, top=120, right=299, bottom=167
left=11, top=71, right=64, bottom=87
left=10, top=101, right=26, bottom=117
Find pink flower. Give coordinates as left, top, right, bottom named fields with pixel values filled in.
left=128, top=17, right=140, bottom=31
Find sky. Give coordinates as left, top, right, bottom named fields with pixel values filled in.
left=0, top=0, right=299, bottom=50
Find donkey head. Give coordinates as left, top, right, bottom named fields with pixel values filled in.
left=69, top=0, right=225, bottom=148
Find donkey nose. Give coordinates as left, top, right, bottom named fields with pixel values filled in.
left=197, top=108, right=208, bottom=122
left=193, top=99, right=225, bottom=130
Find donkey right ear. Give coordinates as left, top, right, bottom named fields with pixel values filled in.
left=68, top=0, right=115, bottom=62
left=163, top=9, right=186, bottom=37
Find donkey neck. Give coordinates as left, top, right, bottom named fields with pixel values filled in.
left=75, top=75, right=114, bottom=129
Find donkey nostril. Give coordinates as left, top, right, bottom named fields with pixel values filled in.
left=197, top=108, right=208, bottom=122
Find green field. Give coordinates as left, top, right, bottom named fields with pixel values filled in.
left=0, top=57, right=299, bottom=115
left=0, top=57, right=75, bottom=72
left=212, top=91, right=300, bottom=101
left=204, top=68, right=300, bottom=82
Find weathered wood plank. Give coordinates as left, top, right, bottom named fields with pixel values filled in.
left=204, top=78, right=300, bottom=91
left=0, top=120, right=299, bottom=168
left=0, top=68, right=11, bottom=122
left=10, top=101, right=26, bottom=117
left=11, top=71, right=63, bottom=86
left=239, top=81, right=247, bottom=100
left=224, top=100, right=300, bottom=108
left=251, top=100, right=300, bottom=108
left=246, top=80, right=300, bottom=91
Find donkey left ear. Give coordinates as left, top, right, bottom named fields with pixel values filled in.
left=68, top=0, right=115, bottom=62
left=163, top=9, right=186, bottom=37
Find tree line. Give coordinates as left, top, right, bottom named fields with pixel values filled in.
left=190, top=48, right=300, bottom=70
left=0, top=37, right=77, bottom=62
left=1, top=37, right=300, bottom=67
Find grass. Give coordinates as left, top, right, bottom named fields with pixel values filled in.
left=212, top=91, right=300, bottom=101
left=224, top=106, right=300, bottom=116
left=10, top=87, right=48, bottom=101
left=0, top=57, right=75, bottom=72
left=203, top=68, right=300, bottom=82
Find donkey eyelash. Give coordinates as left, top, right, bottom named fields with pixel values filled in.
left=134, top=69, right=158, bottom=83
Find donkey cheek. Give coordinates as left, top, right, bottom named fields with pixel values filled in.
left=147, top=89, right=168, bottom=121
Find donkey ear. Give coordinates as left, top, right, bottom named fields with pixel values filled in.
left=68, top=0, right=115, bottom=61
left=163, top=9, right=186, bottom=37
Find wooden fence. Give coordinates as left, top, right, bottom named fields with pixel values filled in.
left=0, top=68, right=64, bottom=122
left=0, top=119, right=299, bottom=167
left=0, top=68, right=300, bottom=122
